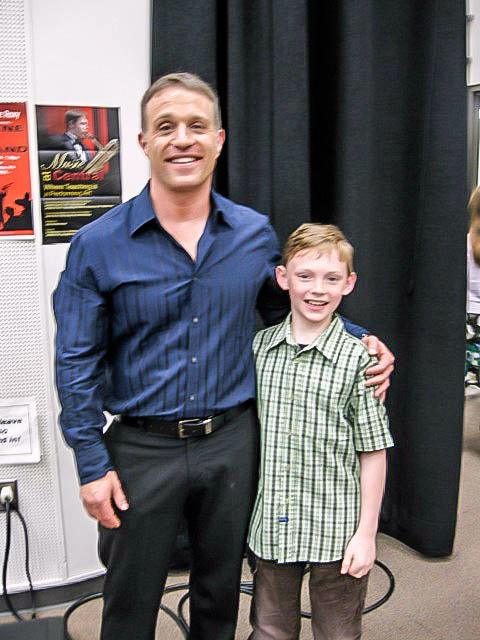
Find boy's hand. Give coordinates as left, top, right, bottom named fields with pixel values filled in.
left=340, top=532, right=376, bottom=578
left=361, top=335, right=395, bottom=402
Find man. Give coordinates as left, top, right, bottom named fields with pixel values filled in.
left=53, top=73, right=394, bottom=640
left=48, top=109, right=89, bottom=161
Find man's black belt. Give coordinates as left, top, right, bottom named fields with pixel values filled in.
left=119, top=401, right=251, bottom=439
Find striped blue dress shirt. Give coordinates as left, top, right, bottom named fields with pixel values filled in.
left=53, top=184, right=366, bottom=484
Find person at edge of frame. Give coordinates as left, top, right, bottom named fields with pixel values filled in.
left=53, top=72, right=395, bottom=640
left=247, top=223, right=394, bottom=640
left=466, top=186, right=480, bottom=387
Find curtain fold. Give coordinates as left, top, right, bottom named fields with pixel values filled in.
left=152, top=0, right=467, bottom=557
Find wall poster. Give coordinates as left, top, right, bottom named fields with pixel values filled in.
left=36, top=105, right=122, bottom=244
left=0, top=103, right=34, bottom=239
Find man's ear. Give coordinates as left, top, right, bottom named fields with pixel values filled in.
left=138, top=131, right=148, bottom=156
left=343, top=271, right=357, bottom=296
left=275, top=265, right=289, bottom=291
left=215, top=129, right=226, bottom=157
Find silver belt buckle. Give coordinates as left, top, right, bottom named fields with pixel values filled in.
left=178, top=416, right=213, bottom=438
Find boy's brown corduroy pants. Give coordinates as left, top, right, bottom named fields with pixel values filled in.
left=248, top=556, right=369, bottom=640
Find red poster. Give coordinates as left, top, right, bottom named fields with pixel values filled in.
left=0, top=103, right=34, bottom=237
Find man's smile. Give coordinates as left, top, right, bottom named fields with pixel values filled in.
left=166, top=155, right=201, bottom=164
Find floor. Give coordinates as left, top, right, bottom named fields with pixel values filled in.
left=2, top=389, right=479, bottom=639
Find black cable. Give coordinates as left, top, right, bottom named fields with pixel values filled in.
left=2, top=499, right=22, bottom=622
left=63, top=584, right=191, bottom=640
left=299, top=559, right=395, bottom=619
left=63, top=559, right=395, bottom=637
left=15, top=509, right=36, bottom=619
left=160, top=602, right=189, bottom=638
left=177, top=590, right=190, bottom=630
left=1, top=499, right=37, bottom=622
left=173, top=559, right=395, bottom=627
left=161, top=583, right=190, bottom=637
left=63, top=592, right=103, bottom=640
left=363, top=559, right=395, bottom=614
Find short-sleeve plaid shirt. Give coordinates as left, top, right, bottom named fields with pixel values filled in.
left=248, top=314, right=394, bottom=563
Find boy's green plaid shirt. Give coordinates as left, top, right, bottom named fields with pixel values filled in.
left=248, top=314, right=394, bottom=563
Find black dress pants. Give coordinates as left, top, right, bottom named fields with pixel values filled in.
left=99, top=404, right=259, bottom=640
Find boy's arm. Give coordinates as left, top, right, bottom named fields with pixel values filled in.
left=341, top=449, right=387, bottom=578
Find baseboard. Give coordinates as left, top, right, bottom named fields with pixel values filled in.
left=0, top=574, right=104, bottom=615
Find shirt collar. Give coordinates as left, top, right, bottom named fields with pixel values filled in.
left=210, top=191, right=236, bottom=229
left=128, top=184, right=235, bottom=237
left=265, top=313, right=347, bottom=363
left=128, top=184, right=157, bottom=236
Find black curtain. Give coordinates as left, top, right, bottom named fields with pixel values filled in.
left=152, top=0, right=467, bottom=557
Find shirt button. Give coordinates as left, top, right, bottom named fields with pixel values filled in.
left=192, top=317, right=199, bottom=323
left=189, top=394, right=195, bottom=401
left=191, top=356, right=198, bottom=363
left=192, top=276, right=198, bottom=282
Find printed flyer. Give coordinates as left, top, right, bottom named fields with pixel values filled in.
left=36, top=105, right=122, bottom=244
left=0, top=103, right=34, bottom=238
left=0, top=398, right=40, bottom=464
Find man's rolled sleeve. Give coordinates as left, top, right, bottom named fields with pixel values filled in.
left=53, top=233, right=113, bottom=484
left=255, top=223, right=289, bottom=326
left=349, top=352, right=394, bottom=452
left=340, top=316, right=368, bottom=339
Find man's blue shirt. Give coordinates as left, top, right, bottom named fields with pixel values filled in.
left=53, top=184, right=366, bottom=484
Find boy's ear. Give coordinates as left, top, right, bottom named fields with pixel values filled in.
left=343, top=271, right=357, bottom=296
left=275, top=265, right=289, bottom=291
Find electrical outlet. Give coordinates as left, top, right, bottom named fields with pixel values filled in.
left=0, top=480, right=18, bottom=511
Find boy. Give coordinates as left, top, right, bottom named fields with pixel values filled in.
left=248, top=223, right=394, bottom=640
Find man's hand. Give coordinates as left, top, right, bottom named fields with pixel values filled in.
left=80, top=470, right=129, bottom=529
left=340, top=532, right=376, bottom=578
left=361, top=335, right=395, bottom=402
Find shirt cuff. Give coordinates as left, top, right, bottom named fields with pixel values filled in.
left=74, top=440, right=115, bottom=485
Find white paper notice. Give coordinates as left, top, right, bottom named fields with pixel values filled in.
left=0, top=398, right=40, bottom=464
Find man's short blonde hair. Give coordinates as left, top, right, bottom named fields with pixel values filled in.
left=141, top=72, right=222, bottom=132
left=283, top=223, right=354, bottom=274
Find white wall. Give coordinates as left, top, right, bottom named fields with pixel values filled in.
left=0, top=0, right=150, bottom=592
left=29, top=0, right=152, bottom=583
left=467, top=0, right=480, bottom=86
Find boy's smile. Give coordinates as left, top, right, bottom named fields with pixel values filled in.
left=276, top=248, right=357, bottom=343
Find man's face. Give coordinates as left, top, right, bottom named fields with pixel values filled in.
left=138, top=86, right=225, bottom=193
left=276, top=248, right=357, bottom=335
left=70, top=116, right=89, bottom=139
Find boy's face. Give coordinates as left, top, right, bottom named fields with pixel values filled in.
left=276, top=248, right=357, bottom=336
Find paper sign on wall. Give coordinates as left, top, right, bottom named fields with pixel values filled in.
left=0, top=398, right=40, bottom=464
